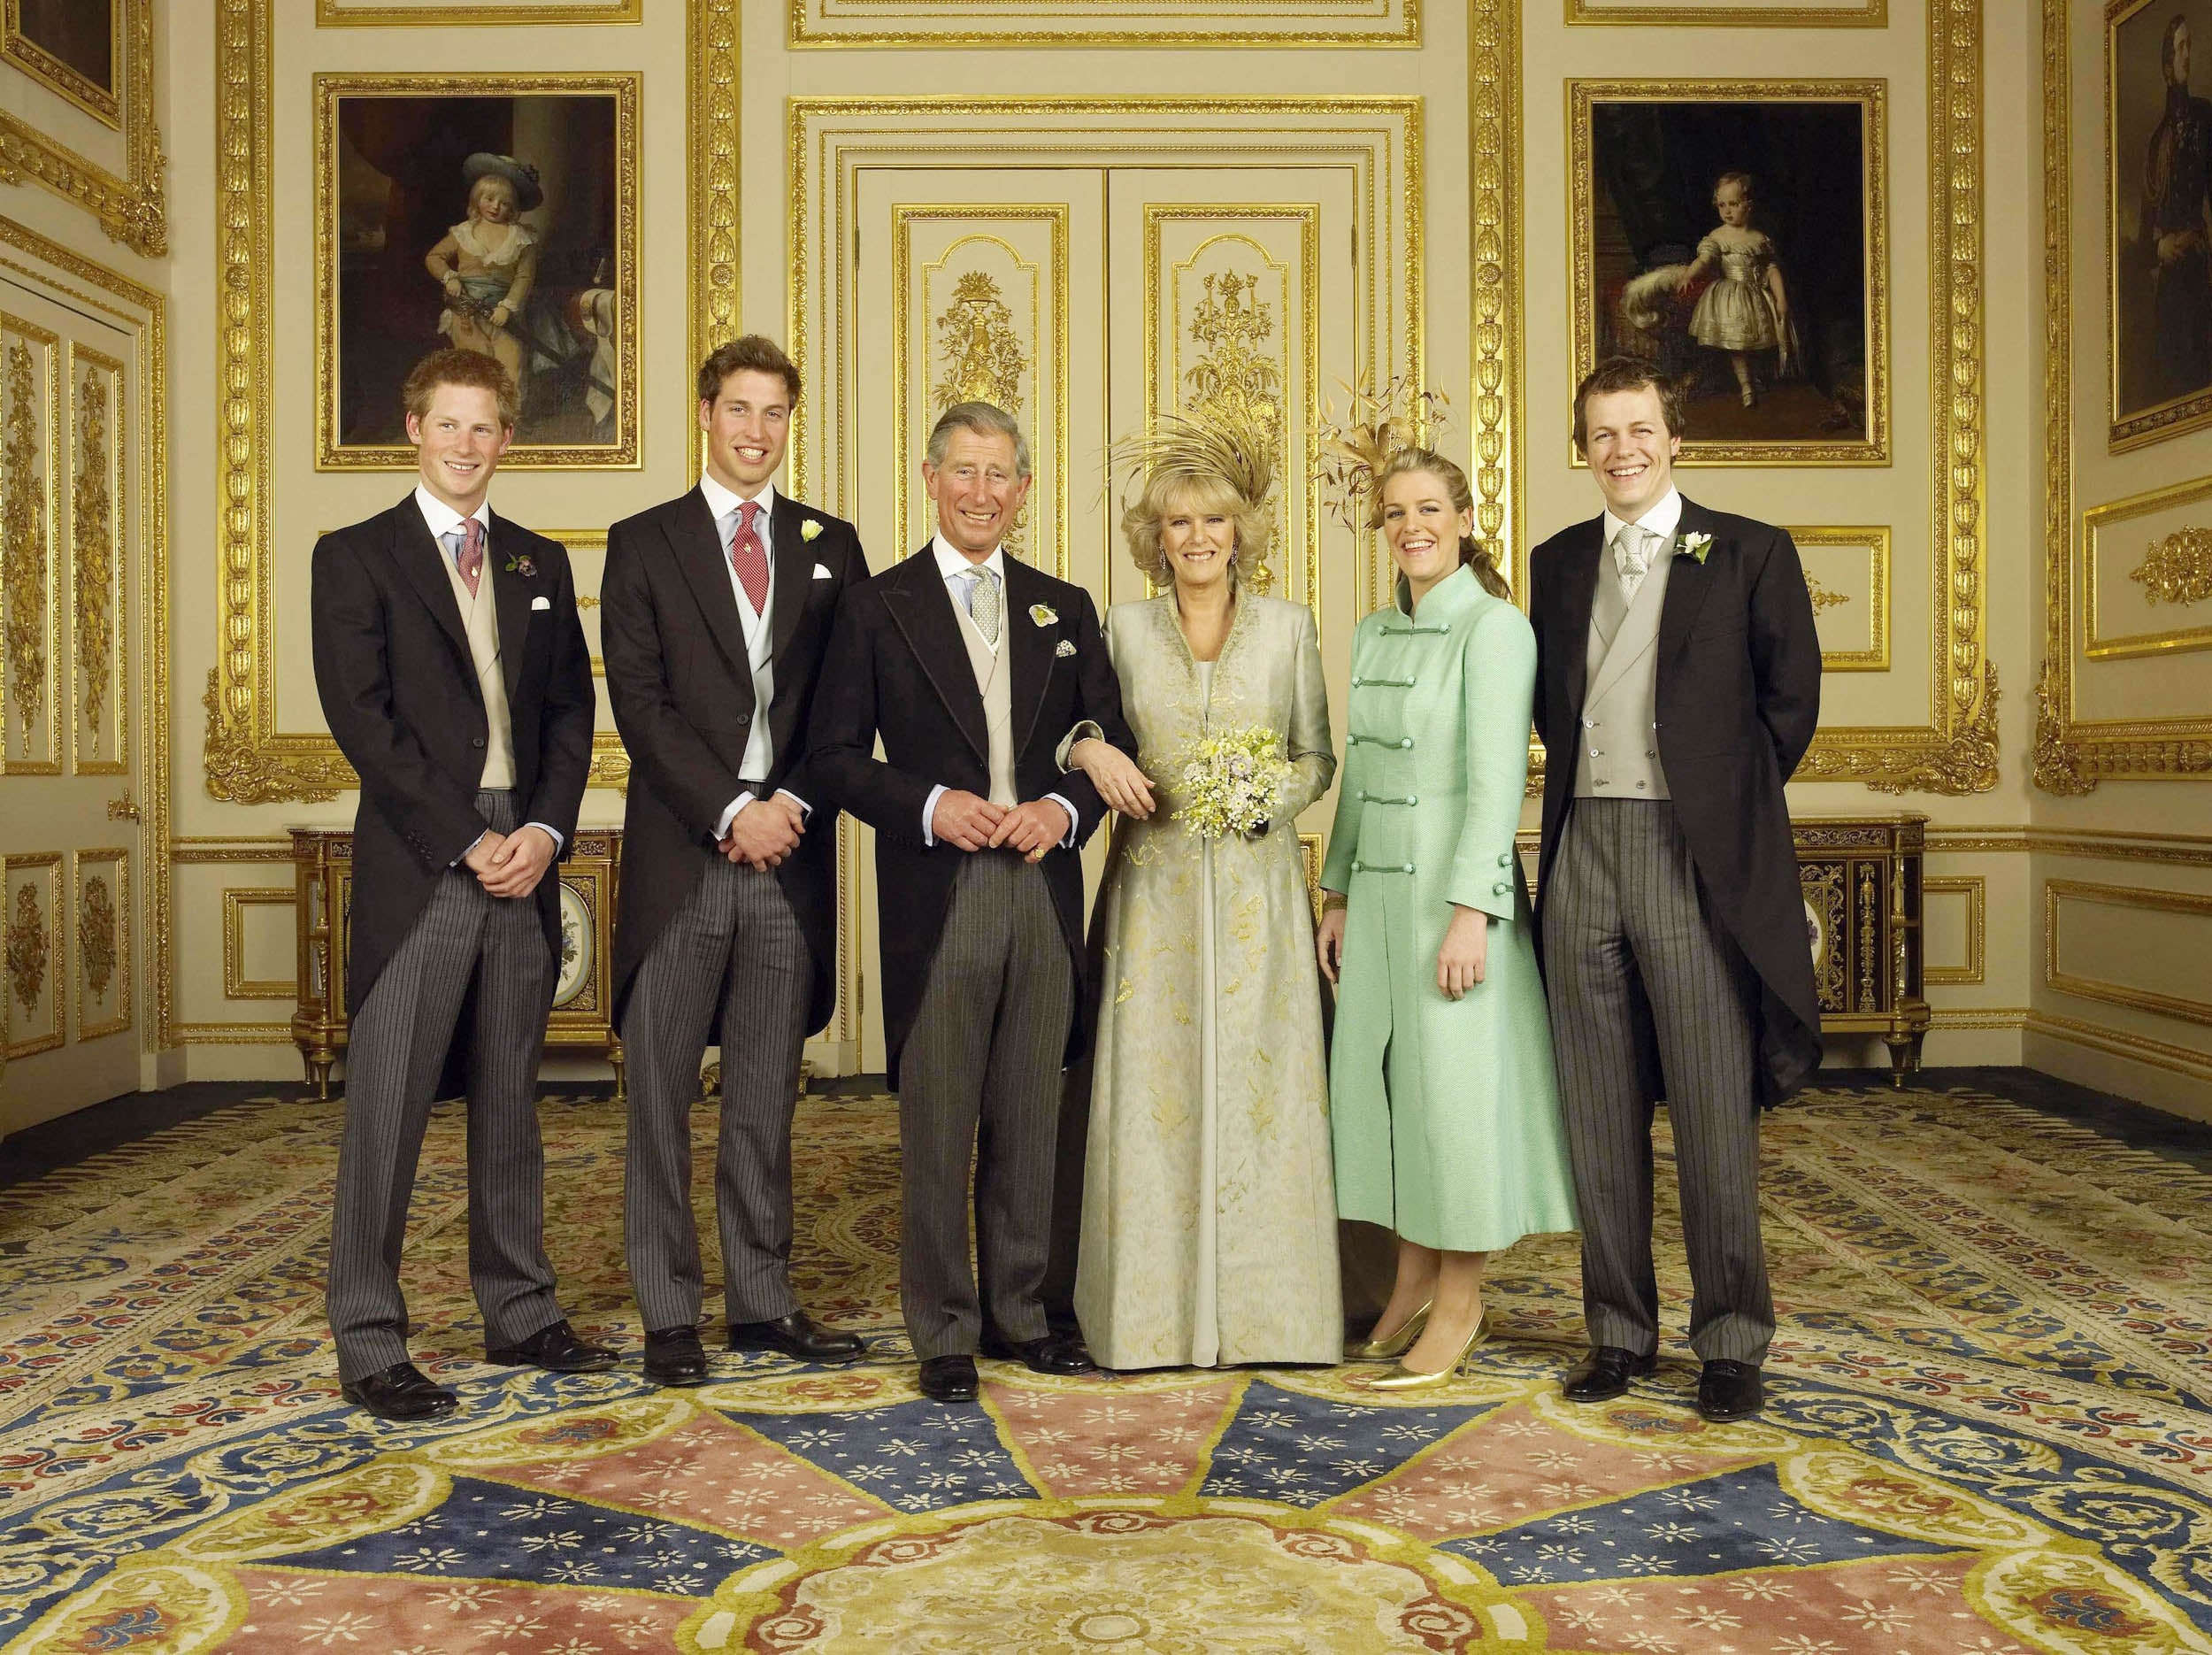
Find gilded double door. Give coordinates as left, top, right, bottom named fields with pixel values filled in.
left=833, top=165, right=1367, bottom=1072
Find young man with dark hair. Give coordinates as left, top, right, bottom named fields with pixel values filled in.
left=314, top=347, right=608, bottom=1421
left=1529, top=357, right=1822, bottom=1424
left=602, top=335, right=869, bottom=1386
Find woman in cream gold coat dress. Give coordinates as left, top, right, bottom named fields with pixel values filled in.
left=1060, top=419, right=1342, bottom=1369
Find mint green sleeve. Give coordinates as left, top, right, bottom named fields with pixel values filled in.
left=1444, top=601, right=1536, bottom=922
left=1318, top=620, right=1364, bottom=894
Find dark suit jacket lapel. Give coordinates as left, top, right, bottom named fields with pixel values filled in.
left=1000, top=557, right=1056, bottom=758
left=1555, top=515, right=1605, bottom=720
left=884, top=546, right=988, bottom=764
left=387, top=497, right=472, bottom=672
left=768, top=493, right=813, bottom=664
left=486, top=510, right=532, bottom=709
left=1656, top=496, right=1717, bottom=676
left=664, top=489, right=754, bottom=697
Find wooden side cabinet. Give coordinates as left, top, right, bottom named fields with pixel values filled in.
left=1793, top=812, right=1931, bottom=1085
left=289, top=828, right=625, bottom=1100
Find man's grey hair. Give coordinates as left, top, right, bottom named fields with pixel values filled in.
left=926, top=400, right=1032, bottom=477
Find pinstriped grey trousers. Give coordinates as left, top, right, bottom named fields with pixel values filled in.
left=899, top=851, right=1073, bottom=1360
left=622, top=855, right=812, bottom=1332
left=327, top=789, right=564, bottom=1383
left=1540, top=797, right=1774, bottom=1366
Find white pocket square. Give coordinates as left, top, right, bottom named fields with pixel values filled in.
left=1055, top=639, right=1077, bottom=658
left=530, top=595, right=551, bottom=611
left=811, top=563, right=834, bottom=580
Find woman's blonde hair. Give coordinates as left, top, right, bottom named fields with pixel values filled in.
left=1368, top=447, right=1510, bottom=601
left=1122, top=467, right=1271, bottom=589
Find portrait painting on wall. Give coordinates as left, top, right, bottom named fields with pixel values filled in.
left=316, top=74, right=640, bottom=470
left=4, top=0, right=121, bottom=126
left=1571, top=82, right=1888, bottom=465
left=2110, top=0, right=2212, bottom=450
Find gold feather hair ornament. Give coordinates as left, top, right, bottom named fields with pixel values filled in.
left=1313, top=373, right=1452, bottom=530
left=1106, top=402, right=1281, bottom=593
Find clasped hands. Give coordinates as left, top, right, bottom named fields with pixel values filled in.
left=931, top=791, right=1070, bottom=859
left=462, top=825, right=558, bottom=898
left=719, top=793, right=807, bottom=871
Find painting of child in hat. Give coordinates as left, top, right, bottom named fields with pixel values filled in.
left=321, top=79, right=637, bottom=466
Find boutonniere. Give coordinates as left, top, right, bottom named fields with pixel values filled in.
left=1030, top=603, right=1057, bottom=627
left=503, top=553, right=538, bottom=579
left=800, top=519, right=824, bottom=543
left=1055, top=639, right=1077, bottom=658
left=1675, top=531, right=1714, bottom=566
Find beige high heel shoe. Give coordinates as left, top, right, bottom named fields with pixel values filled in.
left=1360, top=1309, right=1492, bottom=1393
left=1345, top=1298, right=1432, bottom=1362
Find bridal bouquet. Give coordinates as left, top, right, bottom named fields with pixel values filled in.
left=1175, top=725, right=1293, bottom=840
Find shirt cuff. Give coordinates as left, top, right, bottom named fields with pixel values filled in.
left=921, top=783, right=948, bottom=848
left=773, top=787, right=813, bottom=824
left=449, top=828, right=489, bottom=868
left=716, top=790, right=758, bottom=841
left=1044, top=791, right=1079, bottom=849
left=524, top=822, right=565, bottom=855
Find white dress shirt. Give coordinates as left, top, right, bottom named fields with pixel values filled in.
left=920, top=535, right=1078, bottom=850
left=412, top=484, right=563, bottom=862
left=1601, top=484, right=1684, bottom=592
left=698, top=473, right=810, bottom=841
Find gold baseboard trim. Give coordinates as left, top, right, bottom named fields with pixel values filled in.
left=1927, top=1006, right=2027, bottom=1030
left=2025, top=1011, right=2212, bottom=1082
left=170, top=1022, right=296, bottom=1045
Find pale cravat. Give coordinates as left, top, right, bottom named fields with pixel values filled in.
left=964, top=566, right=1002, bottom=645
left=1612, top=523, right=1657, bottom=603
left=444, top=519, right=485, bottom=598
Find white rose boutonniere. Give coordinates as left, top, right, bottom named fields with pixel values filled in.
left=800, top=519, right=824, bottom=543
left=1676, top=530, right=1714, bottom=565
left=1030, top=603, right=1057, bottom=627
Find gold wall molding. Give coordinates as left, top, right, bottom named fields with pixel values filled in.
left=2045, top=879, right=2212, bottom=1028
left=789, top=0, right=1419, bottom=49
left=688, top=0, right=739, bottom=435
left=1791, top=525, right=1891, bottom=672
left=2026, top=1008, right=2212, bottom=1082
left=2081, top=473, right=2212, bottom=661
left=222, top=887, right=296, bottom=1000
left=4, top=0, right=122, bottom=127
left=314, top=0, right=642, bottom=21
left=73, top=848, right=128, bottom=1040
left=170, top=837, right=292, bottom=864
left=1, top=316, right=59, bottom=775
left=1469, top=0, right=1520, bottom=577
left=1923, top=874, right=1985, bottom=985
left=1922, top=825, right=2212, bottom=866
left=0, top=215, right=169, bottom=1050
left=2038, top=0, right=2212, bottom=789
left=69, top=346, right=122, bottom=775
left=1931, top=1005, right=2026, bottom=1031
left=1566, top=1, right=1886, bottom=20
left=0, top=0, right=165, bottom=257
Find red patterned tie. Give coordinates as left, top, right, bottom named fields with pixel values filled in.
left=728, top=500, right=769, bottom=613
left=454, top=518, right=485, bottom=598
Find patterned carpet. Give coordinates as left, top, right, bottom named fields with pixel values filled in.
left=2, top=1082, right=2209, bottom=1652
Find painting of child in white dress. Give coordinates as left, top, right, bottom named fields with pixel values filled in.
left=1577, top=91, right=1884, bottom=461
left=321, top=81, right=637, bottom=467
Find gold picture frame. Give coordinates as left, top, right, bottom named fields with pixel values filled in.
left=4, top=0, right=121, bottom=127
left=2107, top=0, right=2212, bottom=452
left=1568, top=78, right=1890, bottom=467
left=312, top=73, right=641, bottom=472
left=2038, top=0, right=2212, bottom=790
left=2082, top=472, right=2212, bottom=662
left=1790, top=525, right=1892, bottom=673
left=0, top=0, right=163, bottom=256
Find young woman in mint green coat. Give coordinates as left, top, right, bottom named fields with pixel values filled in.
left=1317, top=449, right=1578, bottom=1389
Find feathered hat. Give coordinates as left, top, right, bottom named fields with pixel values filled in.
left=1107, top=402, right=1280, bottom=591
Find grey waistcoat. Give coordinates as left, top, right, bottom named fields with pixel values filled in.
left=1572, top=540, right=1673, bottom=801
left=955, top=582, right=1019, bottom=808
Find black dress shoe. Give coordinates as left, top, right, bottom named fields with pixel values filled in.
left=488, top=1319, right=618, bottom=1374
left=642, top=1325, right=710, bottom=1388
left=1561, top=1345, right=1659, bottom=1403
left=918, top=1354, right=979, bottom=1402
left=980, top=1329, right=1096, bottom=1376
left=342, top=1360, right=458, bottom=1422
left=1696, top=1359, right=1764, bottom=1422
left=728, top=1310, right=864, bottom=1366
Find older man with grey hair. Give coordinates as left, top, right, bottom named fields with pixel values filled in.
left=808, top=401, right=1138, bottom=1402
